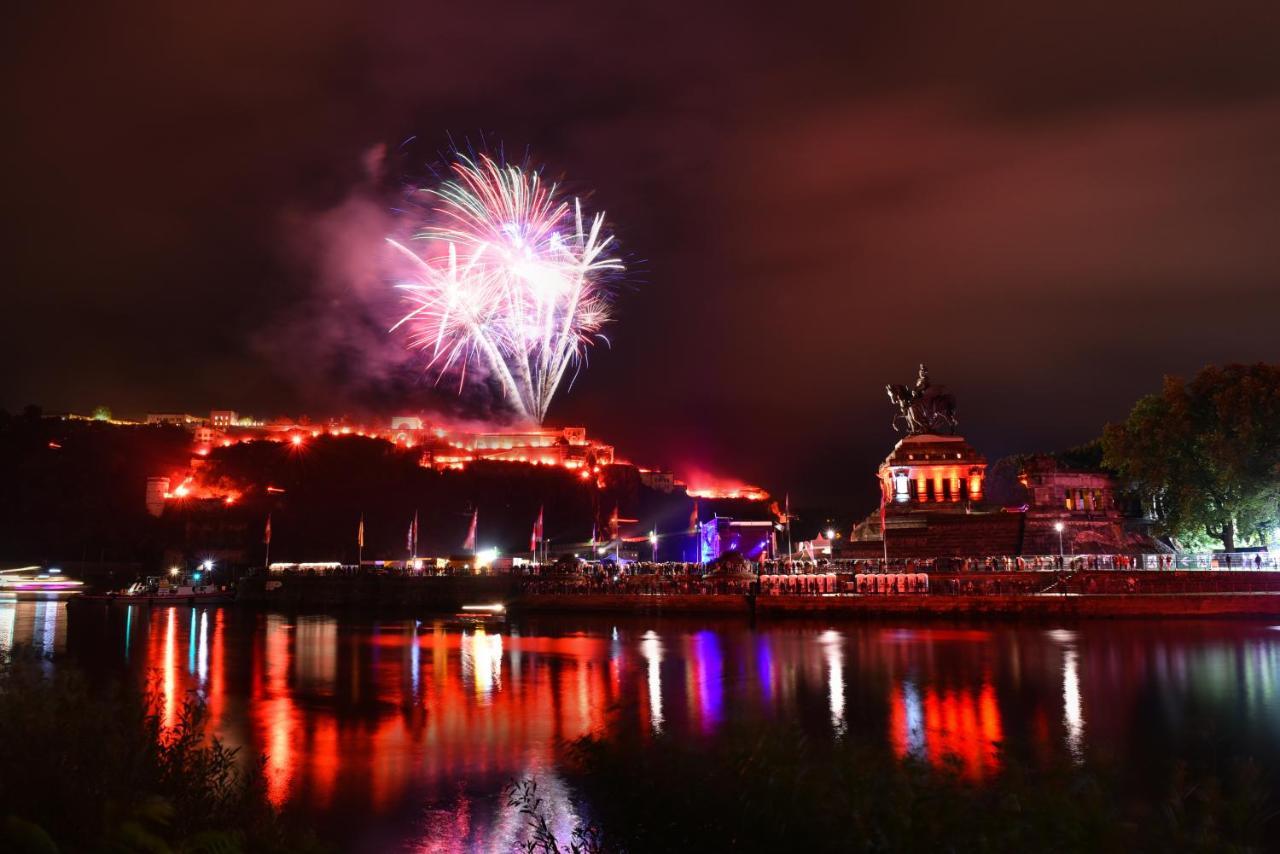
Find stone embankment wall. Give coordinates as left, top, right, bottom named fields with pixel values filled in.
left=237, top=574, right=516, bottom=610
left=755, top=592, right=1280, bottom=618
left=514, top=591, right=1280, bottom=619
left=236, top=571, right=1280, bottom=619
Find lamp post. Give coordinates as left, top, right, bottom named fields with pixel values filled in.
left=649, top=529, right=658, bottom=563
left=1054, top=521, right=1065, bottom=559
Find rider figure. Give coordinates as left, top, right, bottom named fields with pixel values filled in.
left=914, top=364, right=930, bottom=400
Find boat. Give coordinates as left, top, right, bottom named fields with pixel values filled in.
left=76, top=573, right=235, bottom=605
left=417, top=602, right=508, bottom=628
left=0, top=566, right=84, bottom=593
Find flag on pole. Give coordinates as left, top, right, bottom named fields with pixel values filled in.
left=688, top=500, right=699, bottom=533
left=609, top=505, right=620, bottom=540
left=463, top=509, right=477, bottom=552
left=263, top=513, right=272, bottom=544
left=357, top=514, right=365, bottom=549
left=407, top=511, right=418, bottom=556
left=530, top=506, right=543, bottom=553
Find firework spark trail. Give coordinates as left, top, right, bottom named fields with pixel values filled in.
left=389, top=154, right=622, bottom=423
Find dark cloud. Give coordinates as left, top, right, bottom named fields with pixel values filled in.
left=3, top=0, right=1280, bottom=506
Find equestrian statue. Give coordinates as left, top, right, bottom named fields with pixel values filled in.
left=885, top=364, right=958, bottom=435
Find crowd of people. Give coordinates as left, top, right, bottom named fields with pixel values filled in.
left=263, top=550, right=1278, bottom=599
left=508, top=550, right=1280, bottom=598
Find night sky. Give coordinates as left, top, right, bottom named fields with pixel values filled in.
left=4, top=1, right=1280, bottom=506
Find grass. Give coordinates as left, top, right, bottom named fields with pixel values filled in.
left=542, top=723, right=1276, bottom=853
left=0, top=646, right=327, bottom=854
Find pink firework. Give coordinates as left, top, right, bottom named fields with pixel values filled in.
left=389, top=153, right=622, bottom=423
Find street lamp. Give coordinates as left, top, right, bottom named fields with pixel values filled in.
left=1054, top=521, right=1065, bottom=558
left=649, top=530, right=658, bottom=563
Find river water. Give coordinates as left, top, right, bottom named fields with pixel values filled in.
left=5, top=594, right=1280, bottom=851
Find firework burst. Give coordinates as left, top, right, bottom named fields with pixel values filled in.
left=389, top=153, right=623, bottom=423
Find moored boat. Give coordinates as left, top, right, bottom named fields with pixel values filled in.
left=76, top=574, right=234, bottom=605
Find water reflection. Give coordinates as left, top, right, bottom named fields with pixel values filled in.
left=53, top=611, right=1280, bottom=853
left=641, top=630, right=663, bottom=733
left=0, top=595, right=68, bottom=656
left=820, top=630, right=845, bottom=733
left=463, top=626, right=502, bottom=701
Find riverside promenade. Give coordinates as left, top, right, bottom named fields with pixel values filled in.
left=234, top=567, right=1280, bottom=620
left=516, top=590, right=1280, bottom=619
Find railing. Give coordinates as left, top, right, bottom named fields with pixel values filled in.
left=252, top=555, right=1280, bottom=581
left=735, top=553, right=1279, bottom=573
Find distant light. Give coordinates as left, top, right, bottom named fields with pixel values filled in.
left=192, top=572, right=202, bottom=582
left=476, top=547, right=499, bottom=566
left=169, top=567, right=180, bottom=576
left=201, top=560, right=213, bottom=571
left=291, top=434, right=303, bottom=446
left=825, top=528, right=835, bottom=540
left=460, top=603, right=505, bottom=613
left=1054, top=521, right=1065, bottom=532
left=649, top=531, right=658, bottom=545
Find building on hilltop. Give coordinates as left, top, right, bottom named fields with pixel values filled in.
left=146, top=413, right=204, bottom=426
left=639, top=469, right=677, bottom=493
left=390, top=415, right=424, bottom=430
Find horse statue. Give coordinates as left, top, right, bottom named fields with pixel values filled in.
left=885, top=364, right=958, bottom=435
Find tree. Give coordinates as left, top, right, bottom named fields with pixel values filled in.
left=1102, top=363, right=1280, bottom=551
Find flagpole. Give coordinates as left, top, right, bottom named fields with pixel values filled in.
left=264, top=513, right=271, bottom=570
left=881, top=488, right=890, bottom=567
left=785, top=493, right=793, bottom=567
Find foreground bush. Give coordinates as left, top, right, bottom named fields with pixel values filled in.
left=0, top=647, right=326, bottom=854
left=558, top=724, right=1274, bottom=853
